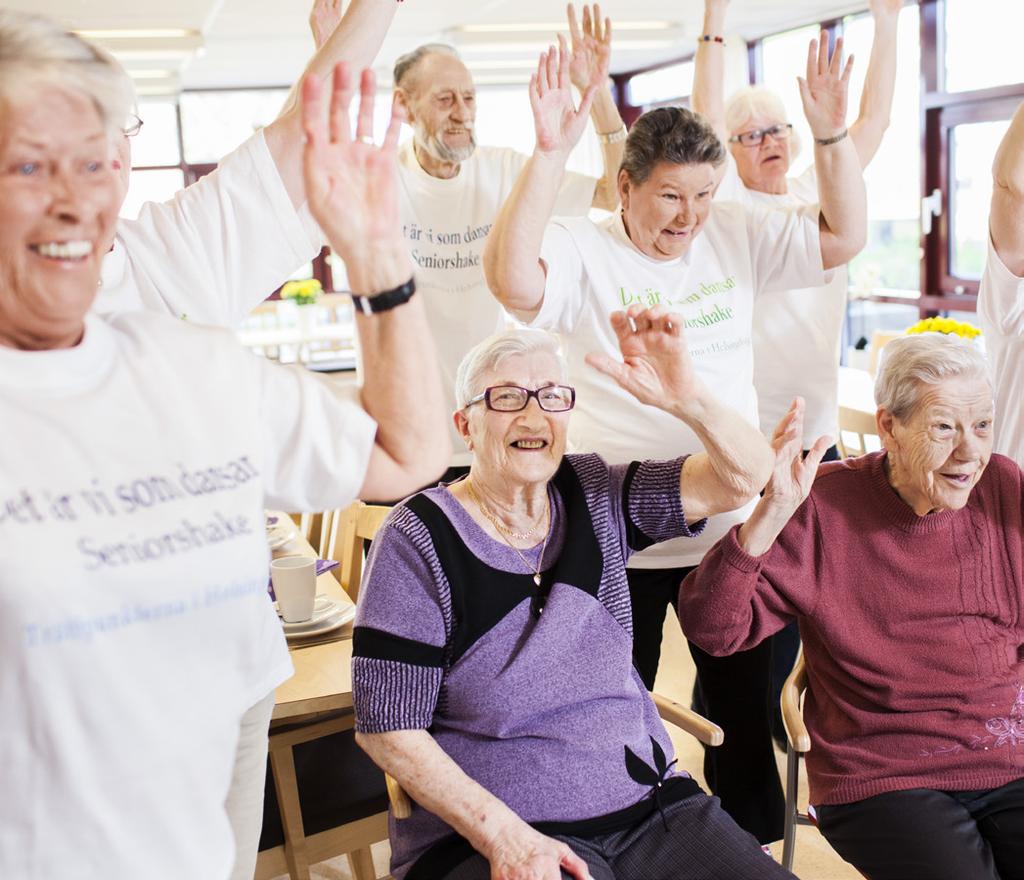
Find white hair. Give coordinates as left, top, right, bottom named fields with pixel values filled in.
left=393, top=43, right=462, bottom=91
left=724, top=86, right=802, bottom=162
left=454, top=330, right=568, bottom=409
left=0, top=10, right=135, bottom=133
left=874, top=333, right=991, bottom=420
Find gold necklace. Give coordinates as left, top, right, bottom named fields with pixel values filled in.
left=465, top=482, right=550, bottom=587
left=465, top=481, right=547, bottom=541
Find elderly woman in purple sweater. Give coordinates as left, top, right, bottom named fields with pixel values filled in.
left=350, top=309, right=797, bottom=880
left=680, top=332, right=1024, bottom=880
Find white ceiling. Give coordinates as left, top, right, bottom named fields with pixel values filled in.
left=24, top=0, right=870, bottom=92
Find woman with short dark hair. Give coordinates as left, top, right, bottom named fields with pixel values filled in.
left=482, top=35, right=867, bottom=844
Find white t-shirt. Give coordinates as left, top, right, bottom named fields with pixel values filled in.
left=715, top=155, right=847, bottom=442
left=977, top=235, right=1024, bottom=467
left=0, top=313, right=376, bottom=879
left=534, top=204, right=826, bottom=568
left=95, top=130, right=322, bottom=327
left=398, top=141, right=597, bottom=465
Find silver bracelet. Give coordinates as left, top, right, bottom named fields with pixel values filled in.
left=597, top=126, right=628, bottom=145
left=814, top=128, right=848, bottom=146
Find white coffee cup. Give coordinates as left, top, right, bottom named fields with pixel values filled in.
left=271, top=556, right=317, bottom=622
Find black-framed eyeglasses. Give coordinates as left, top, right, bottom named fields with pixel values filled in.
left=465, top=384, right=576, bottom=413
left=728, top=123, right=793, bottom=147
left=122, top=114, right=144, bottom=138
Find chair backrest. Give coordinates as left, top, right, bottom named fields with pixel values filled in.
left=837, top=405, right=880, bottom=458
left=867, top=329, right=903, bottom=376
left=326, top=501, right=392, bottom=602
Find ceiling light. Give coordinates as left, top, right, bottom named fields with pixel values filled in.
left=456, top=39, right=680, bottom=53
left=127, top=69, right=178, bottom=80
left=457, top=21, right=675, bottom=33
left=109, top=49, right=196, bottom=61
left=76, top=28, right=197, bottom=40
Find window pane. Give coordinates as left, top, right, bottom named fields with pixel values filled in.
left=629, top=61, right=694, bottom=108
left=759, top=24, right=820, bottom=177
left=844, top=7, right=922, bottom=294
left=945, top=0, right=1024, bottom=93
left=950, top=119, right=1011, bottom=279
left=120, top=168, right=186, bottom=219
left=180, top=89, right=290, bottom=164
left=130, top=98, right=180, bottom=167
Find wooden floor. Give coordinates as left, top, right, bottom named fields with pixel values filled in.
left=275, top=611, right=862, bottom=880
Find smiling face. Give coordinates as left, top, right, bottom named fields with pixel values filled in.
left=0, top=87, right=118, bottom=350
left=399, top=52, right=477, bottom=170
left=619, top=161, right=716, bottom=261
left=728, top=114, right=792, bottom=193
left=455, top=352, right=570, bottom=491
left=879, top=375, right=994, bottom=515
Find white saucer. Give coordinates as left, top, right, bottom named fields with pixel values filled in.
left=279, top=597, right=355, bottom=639
left=267, top=524, right=297, bottom=550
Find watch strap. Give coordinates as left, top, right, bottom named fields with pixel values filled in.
left=350, top=277, right=416, bottom=315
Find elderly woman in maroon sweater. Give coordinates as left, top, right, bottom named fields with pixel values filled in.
left=350, top=311, right=799, bottom=880
left=680, top=332, right=1024, bottom=880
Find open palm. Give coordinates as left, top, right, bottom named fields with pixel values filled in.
left=798, top=30, right=853, bottom=138
left=530, top=36, right=597, bottom=156
left=301, top=64, right=403, bottom=263
left=567, top=4, right=612, bottom=93
left=762, top=400, right=832, bottom=516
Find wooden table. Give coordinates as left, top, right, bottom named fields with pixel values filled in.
left=837, top=366, right=876, bottom=416
left=269, top=519, right=355, bottom=722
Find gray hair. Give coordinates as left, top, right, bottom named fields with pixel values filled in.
left=620, top=106, right=725, bottom=185
left=454, top=330, right=568, bottom=409
left=724, top=86, right=802, bottom=162
left=393, top=43, right=461, bottom=91
left=0, top=11, right=135, bottom=133
left=874, top=333, right=990, bottom=420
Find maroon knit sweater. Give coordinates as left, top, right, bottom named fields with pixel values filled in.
left=679, top=451, right=1024, bottom=807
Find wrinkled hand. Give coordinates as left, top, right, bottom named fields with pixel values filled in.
left=585, top=305, right=704, bottom=411
left=488, top=823, right=591, bottom=880
left=761, top=399, right=832, bottom=517
left=868, top=0, right=903, bottom=20
left=301, top=63, right=405, bottom=266
left=567, top=4, right=612, bottom=94
left=530, top=36, right=598, bottom=157
left=309, top=0, right=343, bottom=50
left=797, top=30, right=853, bottom=140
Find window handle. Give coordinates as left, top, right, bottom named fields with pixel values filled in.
left=921, top=188, right=942, bottom=235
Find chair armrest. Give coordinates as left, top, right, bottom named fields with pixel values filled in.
left=781, top=653, right=811, bottom=753
left=651, top=692, right=724, bottom=747
left=386, top=772, right=413, bottom=819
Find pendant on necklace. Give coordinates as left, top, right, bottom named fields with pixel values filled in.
left=533, top=573, right=541, bottom=586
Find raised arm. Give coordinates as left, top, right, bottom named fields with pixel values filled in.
left=690, top=0, right=729, bottom=145
left=567, top=3, right=624, bottom=210
left=585, top=305, right=774, bottom=520
left=799, top=31, right=867, bottom=269
left=483, top=40, right=597, bottom=322
left=357, top=730, right=592, bottom=880
left=301, top=65, right=449, bottom=499
left=848, top=0, right=902, bottom=168
left=990, top=101, right=1024, bottom=276
left=265, top=0, right=399, bottom=208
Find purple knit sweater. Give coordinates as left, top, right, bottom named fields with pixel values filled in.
left=680, top=451, right=1024, bottom=807
left=352, top=454, right=703, bottom=878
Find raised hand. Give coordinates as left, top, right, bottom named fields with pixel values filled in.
left=585, top=305, right=704, bottom=412
left=309, top=0, right=343, bottom=50
left=761, top=399, right=832, bottom=517
left=797, top=30, right=854, bottom=140
left=869, top=0, right=903, bottom=19
left=530, top=36, right=598, bottom=157
left=301, top=63, right=410, bottom=291
left=567, top=4, right=612, bottom=94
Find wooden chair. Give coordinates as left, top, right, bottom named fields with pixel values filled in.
left=386, top=695, right=724, bottom=819
left=867, top=329, right=903, bottom=376
left=297, top=510, right=335, bottom=556
left=837, top=405, right=880, bottom=458
left=325, top=502, right=392, bottom=602
left=780, top=651, right=814, bottom=873
left=256, top=712, right=387, bottom=880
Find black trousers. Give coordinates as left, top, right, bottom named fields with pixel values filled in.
left=626, top=565, right=786, bottom=845
left=817, top=778, right=1024, bottom=880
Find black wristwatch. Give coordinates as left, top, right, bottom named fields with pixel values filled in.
left=349, top=277, right=416, bottom=315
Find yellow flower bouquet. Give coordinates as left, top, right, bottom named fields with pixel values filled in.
left=280, top=278, right=323, bottom=306
left=905, top=316, right=982, bottom=341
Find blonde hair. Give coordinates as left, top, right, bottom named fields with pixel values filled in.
left=0, top=10, right=134, bottom=132
left=724, top=86, right=802, bottom=162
